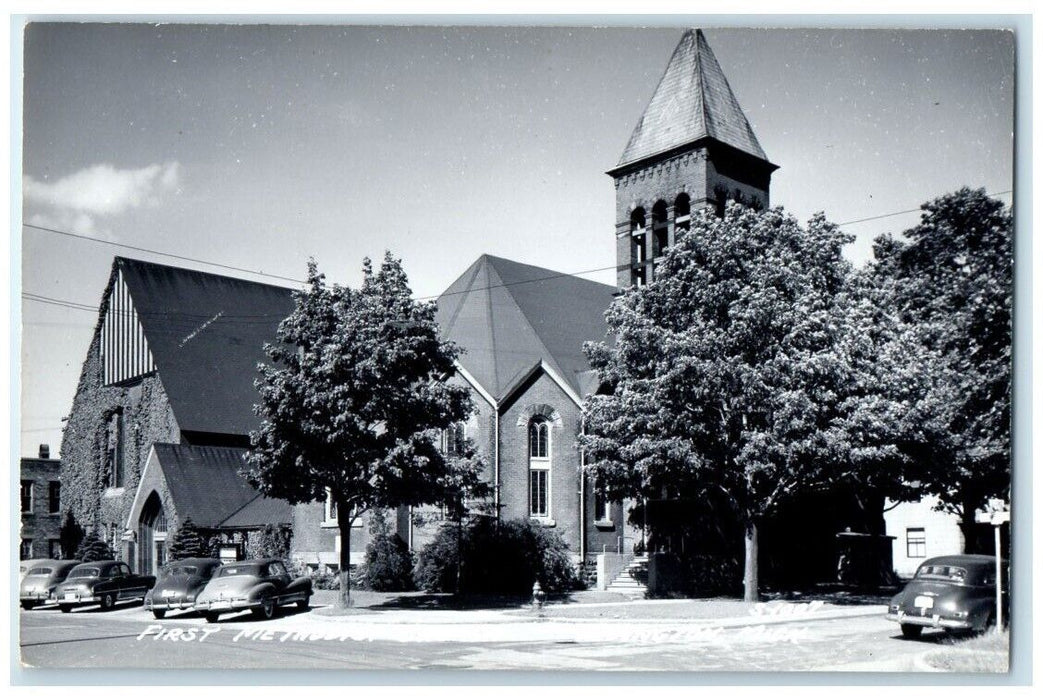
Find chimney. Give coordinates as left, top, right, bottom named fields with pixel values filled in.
left=39, top=444, right=50, bottom=459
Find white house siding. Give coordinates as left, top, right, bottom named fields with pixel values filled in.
left=884, top=496, right=964, bottom=578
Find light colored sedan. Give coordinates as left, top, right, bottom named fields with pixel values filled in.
left=20, top=560, right=81, bottom=609
left=194, top=559, right=311, bottom=623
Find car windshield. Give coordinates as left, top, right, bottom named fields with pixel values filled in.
left=915, top=564, right=968, bottom=583
left=218, top=564, right=261, bottom=577
left=161, top=565, right=199, bottom=577
left=69, top=567, right=101, bottom=578
left=27, top=567, right=53, bottom=576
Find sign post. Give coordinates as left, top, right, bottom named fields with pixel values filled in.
left=975, top=509, right=1010, bottom=630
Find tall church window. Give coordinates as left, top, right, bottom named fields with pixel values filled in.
left=442, top=422, right=466, bottom=456
left=529, top=419, right=550, bottom=518
left=674, top=193, right=691, bottom=234
left=630, top=207, right=647, bottom=263
left=106, top=412, right=124, bottom=489
left=651, top=200, right=669, bottom=259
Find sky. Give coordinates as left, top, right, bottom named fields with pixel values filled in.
left=18, top=23, right=1015, bottom=457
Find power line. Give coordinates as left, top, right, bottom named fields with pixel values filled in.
left=22, top=190, right=1015, bottom=315
left=22, top=223, right=307, bottom=285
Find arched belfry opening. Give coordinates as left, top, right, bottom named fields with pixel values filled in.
left=138, top=491, right=168, bottom=575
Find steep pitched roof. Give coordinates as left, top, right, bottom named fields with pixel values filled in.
left=435, top=255, right=615, bottom=403
left=115, top=257, right=296, bottom=436
left=616, top=29, right=770, bottom=169
left=151, top=444, right=289, bottom=528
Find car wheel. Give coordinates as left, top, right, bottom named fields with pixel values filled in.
left=204, top=612, right=220, bottom=623
left=99, top=593, right=116, bottom=611
left=978, top=611, right=996, bottom=635
left=59, top=605, right=73, bottom=614
left=20, top=601, right=36, bottom=611
left=900, top=624, right=923, bottom=639
left=152, top=609, right=167, bottom=620
left=297, top=595, right=310, bottom=611
left=255, top=598, right=275, bottom=620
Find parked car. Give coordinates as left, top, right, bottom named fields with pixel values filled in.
left=20, top=560, right=81, bottom=609
left=144, top=558, right=222, bottom=619
left=194, top=558, right=311, bottom=623
left=52, top=560, right=157, bottom=612
left=886, top=554, right=1007, bottom=638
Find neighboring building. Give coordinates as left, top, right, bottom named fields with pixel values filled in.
left=20, top=444, right=63, bottom=560
left=885, top=496, right=966, bottom=578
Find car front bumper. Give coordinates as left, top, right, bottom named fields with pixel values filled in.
left=886, top=611, right=972, bottom=630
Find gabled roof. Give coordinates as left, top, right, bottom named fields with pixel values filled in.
left=114, top=257, right=296, bottom=436
left=435, top=255, right=615, bottom=403
left=615, top=29, right=771, bottom=170
left=151, top=443, right=290, bottom=528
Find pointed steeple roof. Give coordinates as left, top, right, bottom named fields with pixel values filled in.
left=435, top=255, right=615, bottom=403
left=616, top=29, right=770, bottom=169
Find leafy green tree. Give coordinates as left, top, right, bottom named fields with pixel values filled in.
left=868, top=188, right=1012, bottom=549
left=166, top=517, right=209, bottom=560
left=74, top=532, right=114, bottom=562
left=580, top=204, right=875, bottom=601
left=247, top=254, right=479, bottom=607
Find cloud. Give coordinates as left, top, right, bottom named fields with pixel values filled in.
left=23, top=162, right=182, bottom=234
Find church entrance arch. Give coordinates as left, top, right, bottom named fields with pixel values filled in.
left=138, top=491, right=168, bottom=575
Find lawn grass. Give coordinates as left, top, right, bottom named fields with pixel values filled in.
left=922, top=630, right=1009, bottom=673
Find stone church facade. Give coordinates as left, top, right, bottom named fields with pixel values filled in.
left=58, top=28, right=793, bottom=577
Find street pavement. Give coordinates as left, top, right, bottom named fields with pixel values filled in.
left=18, top=597, right=973, bottom=673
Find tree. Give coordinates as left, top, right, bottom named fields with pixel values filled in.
left=59, top=511, right=85, bottom=560
left=75, top=532, right=114, bottom=562
left=166, top=517, right=209, bottom=560
left=868, top=188, right=1012, bottom=550
left=580, top=204, right=870, bottom=601
left=246, top=254, right=478, bottom=607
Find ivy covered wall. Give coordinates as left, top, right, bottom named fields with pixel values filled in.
left=59, top=333, right=181, bottom=545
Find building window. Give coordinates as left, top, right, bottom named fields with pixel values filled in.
left=529, top=419, right=550, bottom=518
left=594, top=486, right=610, bottom=523
left=442, top=423, right=466, bottom=456
left=49, top=539, right=62, bottom=559
left=674, top=193, right=691, bottom=234
left=324, top=489, right=339, bottom=524
left=907, top=527, right=927, bottom=559
left=49, top=481, right=61, bottom=514
left=651, top=200, right=669, bottom=261
left=106, top=412, right=124, bottom=488
left=21, top=480, right=33, bottom=513
left=20, top=540, right=33, bottom=560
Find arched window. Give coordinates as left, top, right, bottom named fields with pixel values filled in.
left=630, top=208, right=648, bottom=287
left=528, top=419, right=550, bottom=518
left=651, top=200, right=669, bottom=259
left=443, top=422, right=466, bottom=456
left=106, top=411, right=124, bottom=489
left=674, top=193, right=691, bottom=234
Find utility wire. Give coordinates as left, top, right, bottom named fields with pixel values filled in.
left=21, top=189, right=1016, bottom=315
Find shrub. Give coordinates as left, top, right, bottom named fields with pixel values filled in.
left=364, top=513, right=415, bottom=592
left=246, top=524, right=292, bottom=560
left=167, top=517, right=209, bottom=560
left=74, top=533, right=114, bottom=562
left=415, top=517, right=580, bottom=595
left=59, top=511, right=85, bottom=560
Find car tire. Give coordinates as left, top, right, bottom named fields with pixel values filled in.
left=255, top=598, right=275, bottom=620
left=204, top=612, right=220, bottom=623
left=297, top=595, right=310, bottom=611
left=20, top=601, right=36, bottom=611
left=900, top=624, right=923, bottom=639
left=59, top=605, right=73, bottom=613
left=152, top=609, right=166, bottom=620
left=99, top=593, right=116, bottom=611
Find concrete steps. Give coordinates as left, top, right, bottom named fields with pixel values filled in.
left=606, top=554, right=649, bottom=597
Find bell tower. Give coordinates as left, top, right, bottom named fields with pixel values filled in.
left=608, top=29, right=779, bottom=288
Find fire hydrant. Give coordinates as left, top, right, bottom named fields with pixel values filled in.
left=532, top=581, right=546, bottom=611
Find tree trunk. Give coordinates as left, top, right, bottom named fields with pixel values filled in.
left=337, top=503, right=353, bottom=608
left=958, top=495, right=984, bottom=554
left=743, top=520, right=759, bottom=603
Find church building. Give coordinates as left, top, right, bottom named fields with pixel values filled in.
left=57, top=29, right=791, bottom=580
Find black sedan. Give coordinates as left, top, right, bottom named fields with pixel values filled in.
left=52, top=560, right=157, bottom=612
left=144, top=558, right=222, bottom=619
left=20, top=560, right=81, bottom=609
left=886, top=554, right=1007, bottom=638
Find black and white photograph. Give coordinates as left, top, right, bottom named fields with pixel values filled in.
left=14, top=16, right=1020, bottom=678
